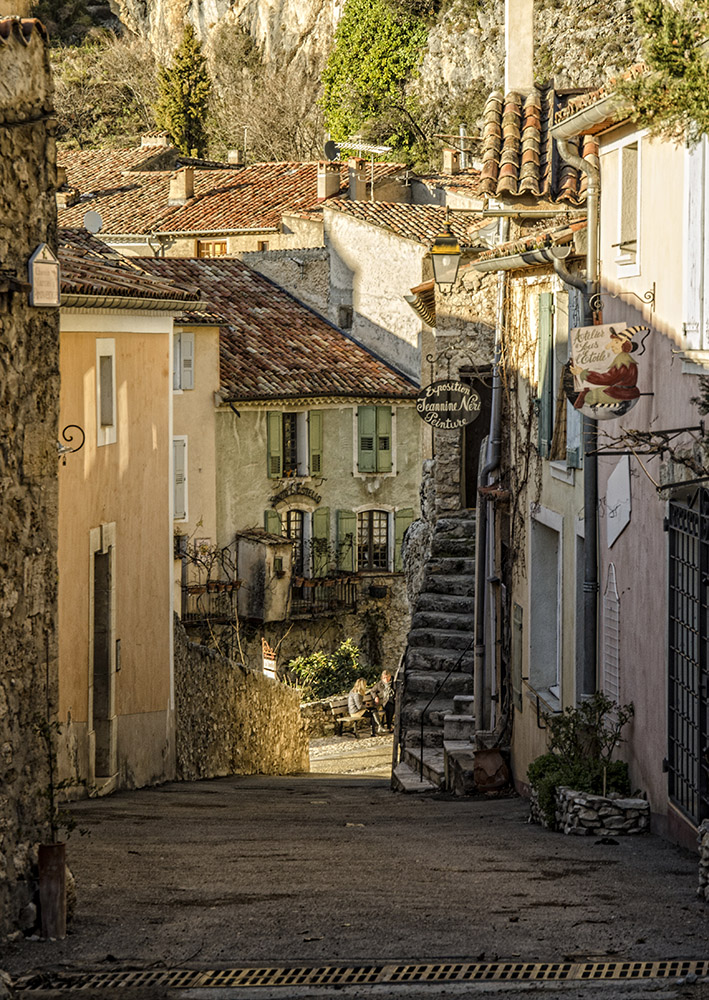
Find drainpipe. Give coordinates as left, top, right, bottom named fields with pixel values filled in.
left=555, top=137, right=600, bottom=700
left=474, top=217, right=509, bottom=733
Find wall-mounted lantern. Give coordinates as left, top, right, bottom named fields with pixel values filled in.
left=57, top=425, right=85, bottom=465
left=429, top=215, right=461, bottom=286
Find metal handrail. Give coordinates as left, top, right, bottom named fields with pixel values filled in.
left=418, top=637, right=476, bottom=781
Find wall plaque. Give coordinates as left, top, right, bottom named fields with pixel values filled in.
left=416, top=379, right=482, bottom=429
left=28, top=243, right=60, bottom=308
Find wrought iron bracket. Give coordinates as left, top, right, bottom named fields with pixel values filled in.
left=57, top=424, right=85, bottom=465
left=589, top=281, right=656, bottom=314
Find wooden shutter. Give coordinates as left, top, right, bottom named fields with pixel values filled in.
left=336, top=509, right=356, bottom=572
left=173, top=332, right=181, bottom=390
left=684, top=138, right=705, bottom=351
left=309, top=410, right=324, bottom=475
left=394, top=508, right=414, bottom=571
left=566, top=288, right=583, bottom=468
left=357, top=406, right=376, bottom=472
left=173, top=438, right=187, bottom=519
left=312, top=507, right=330, bottom=577
left=537, top=292, right=554, bottom=459
left=267, top=411, right=283, bottom=478
left=376, top=406, right=392, bottom=473
left=180, top=332, right=194, bottom=390
left=264, top=509, right=282, bottom=535
left=511, top=603, right=523, bottom=712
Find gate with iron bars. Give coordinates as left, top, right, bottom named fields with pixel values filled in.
left=667, top=488, right=709, bottom=826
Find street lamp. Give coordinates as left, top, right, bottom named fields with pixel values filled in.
left=429, top=214, right=461, bottom=286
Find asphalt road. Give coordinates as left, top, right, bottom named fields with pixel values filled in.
left=3, top=736, right=708, bottom=998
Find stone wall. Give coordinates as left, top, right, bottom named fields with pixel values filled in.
left=233, top=247, right=330, bottom=317
left=174, top=617, right=309, bottom=780
left=699, top=821, right=709, bottom=904
left=530, top=786, right=650, bottom=836
left=0, top=18, right=60, bottom=938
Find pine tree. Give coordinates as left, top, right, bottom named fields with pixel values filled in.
left=618, top=0, right=709, bottom=144
left=155, top=24, right=212, bottom=157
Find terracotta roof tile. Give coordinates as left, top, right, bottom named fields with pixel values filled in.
left=324, top=200, right=482, bottom=248
left=475, top=218, right=587, bottom=262
left=58, top=229, right=200, bottom=303
left=135, top=257, right=418, bottom=401
left=553, top=64, right=646, bottom=130
left=58, top=152, right=407, bottom=236
left=0, top=17, right=48, bottom=45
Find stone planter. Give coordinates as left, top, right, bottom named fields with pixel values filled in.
left=698, top=820, right=709, bottom=902
left=530, top=786, right=650, bottom=836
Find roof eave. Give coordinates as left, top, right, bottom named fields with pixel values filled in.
left=61, top=292, right=201, bottom=311
left=471, top=245, right=575, bottom=273
left=551, top=94, right=631, bottom=140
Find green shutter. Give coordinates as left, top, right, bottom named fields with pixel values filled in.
left=309, top=410, right=324, bottom=476
left=376, top=406, right=392, bottom=473
left=312, top=507, right=330, bottom=577
left=357, top=406, right=377, bottom=472
left=394, top=508, right=414, bottom=571
left=267, top=411, right=282, bottom=478
left=512, top=602, right=523, bottom=712
left=537, top=292, right=554, bottom=459
left=336, top=509, right=356, bottom=572
left=264, top=509, right=282, bottom=535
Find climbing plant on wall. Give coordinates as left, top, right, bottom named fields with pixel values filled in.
left=321, top=0, right=429, bottom=156
left=617, top=0, right=709, bottom=143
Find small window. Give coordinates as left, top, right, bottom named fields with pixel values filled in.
left=197, top=240, right=227, bottom=258
left=257, top=240, right=270, bottom=252
left=173, top=331, right=194, bottom=391
left=96, top=338, right=116, bottom=447
left=338, top=304, right=353, bottom=329
left=173, top=437, right=188, bottom=520
left=357, top=510, right=389, bottom=571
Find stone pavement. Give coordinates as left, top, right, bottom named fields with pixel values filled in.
left=3, top=738, right=708, bottom=998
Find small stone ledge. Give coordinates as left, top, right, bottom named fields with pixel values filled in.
left=699, top=820, right=709, bottom=903
left=529, top=785, right=650, bottom=835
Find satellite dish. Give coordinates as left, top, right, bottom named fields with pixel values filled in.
left=83, top=210, right=103, bottom=234
left=324, top=140, right=340, bottom=161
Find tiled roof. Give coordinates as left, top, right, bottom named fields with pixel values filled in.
left=414, top=167, right=483, bottom=198
left=324, top=200, right=483, bottom=248
left=553, top=65, right=646, bottom=130
left=58, top=229, right=201, bottom=303
left=479, top=89, right=599, bottom=204
left=136, top=257, right=419, bottom=401
left=0, top=17, right=48, bottom=45
left=58, top=153, right=407, bottom=235
left=475, top=219, right=587, bottom=263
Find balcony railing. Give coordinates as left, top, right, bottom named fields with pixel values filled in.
left=290, top=576, right=358, bottom=616
left=182, top=580, right=241, bottom=624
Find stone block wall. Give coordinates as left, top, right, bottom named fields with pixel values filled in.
left=0, top=18, right=60, bottom=937
left=530, top=786, right=650, bottom=836
left=174, top=617, right=309, bottom=780
left=699, top=820, right=709, bottom=903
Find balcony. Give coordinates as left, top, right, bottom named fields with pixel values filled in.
left=290, top=576, right=358, bottom=617
left=182, top=580, right=241, bottom=625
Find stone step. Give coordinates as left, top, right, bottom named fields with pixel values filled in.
left=408, top=629, right=474, bottom=651
left=415, top=592, right=475, bottom=615
left=423, top=574, right=475, bottom=597
left=391, top=760, right=438, bottom=794
left=434, top=516, right=476, bottom=538
left=401, top=700, right=452, bottom=728
left=443, top=712, right=475, bottom=741
left=444, top=743, right=477, bottom=796
left=406, top=647, right=475, bottom=672
left=425, top=557, right=476, bottom=576
left=453, top=694, right=476, bottom=714
left=431, top=536, right=475, bottom=558
left=403, top=747, right=446, bottom=788
left=405, top=670, right=474, bottom=697
left=401, top=725, right=445, bottom=748
left=411, top=610, right=473, bottom=633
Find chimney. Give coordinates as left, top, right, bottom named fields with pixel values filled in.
left=56, top=187, right=80, bottom=209
left=442, top=148, right=460, bottom=175
left=348, top=157, right=367, bottom=201
left=227, top=148, right=245, bottom=166
left=56, top=165, right=68, bottom=189
left=505, top=0, right=535, bottom=95
left=168, top=167, right=195, bottom=206
left=317, top=161, right=341, bottom=200
left=142, top=131, right=171, bottom=148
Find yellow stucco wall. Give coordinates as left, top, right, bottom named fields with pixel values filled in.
left=58, top=310, right=175, bottom=789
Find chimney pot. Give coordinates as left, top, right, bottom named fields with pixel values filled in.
left=317, top=161, right=341, bottom=200
left=56, top=187, right=80, bottom=209
left=142, top=131, right=171, bottom=148
left=227, top=148, right=244, bottom=165
left=442, top=148, right=460, bottom=175
left=348, top=157, right=367, bottom=201
left=168, top=166, right=195, bottom=206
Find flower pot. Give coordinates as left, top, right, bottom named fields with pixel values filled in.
left=38, top=842, right=66, bottom=940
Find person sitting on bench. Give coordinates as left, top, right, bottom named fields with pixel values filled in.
left=347, top=677, right=379, bottom=736
left=371, top=669, right=395, bottom=732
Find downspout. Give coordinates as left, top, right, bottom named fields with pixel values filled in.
left=474, top=216, right=509, bottom=733
left=556, top=137, right=600, bottom=699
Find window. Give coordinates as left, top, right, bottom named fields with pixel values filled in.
left=338, top=304, right=353, bottom=329
left=173, top=437, right=188, bottom=520
left=284, top=509, right=305, bottom=575
left=173, top=331, right=194, bottom=391
left=267, top=410, right=324, bottom=479
left=529, top=508, right=562, bottom=703
left=605, top=132, right=642, bottom=277
left=357, top=406, right=392, bottom=474
left=358, top=510, right=389, bottom=570
left=336, top=508, right=413, bottom=573
left=96, top=338, right=116, bottom=446
left=536, top=291, right=582, bottom=469
left=257, top=240, right=270, bottom=252
left=197, top=240, right=227, bottom=258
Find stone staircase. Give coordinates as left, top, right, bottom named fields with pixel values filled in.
left=393, top=510, right=477, bottom=793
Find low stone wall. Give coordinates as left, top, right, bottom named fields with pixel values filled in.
left=699, top=820, right=709, bottom=903
left=300, top=700, right=336, bottom=739
left=530, top=786, right=650, bottom=836
left=174, top=618, right=309, bottom=781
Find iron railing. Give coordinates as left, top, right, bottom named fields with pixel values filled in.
left=290, top=577, right=358, bottom=616
left=182, top=580, right=240, bottom=624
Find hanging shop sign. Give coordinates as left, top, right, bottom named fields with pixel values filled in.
left=416, top=379, right=481, bottom=429
left=28, top=243, right=60, bottom=308
left=564, top=322, right=651, bottom=420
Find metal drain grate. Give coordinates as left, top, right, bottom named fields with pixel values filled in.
left=18, top=959, right=709, bottom=992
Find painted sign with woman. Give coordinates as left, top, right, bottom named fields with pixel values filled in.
left=564, top=322, right=651, bottom=420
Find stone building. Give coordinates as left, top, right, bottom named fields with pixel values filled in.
left=0, top=16, right=60, bottom=935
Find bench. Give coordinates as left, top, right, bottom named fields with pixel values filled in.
left=329, top=696, right=375, bottom=738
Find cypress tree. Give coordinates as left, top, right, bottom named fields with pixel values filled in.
left=155, top=24, right=212, bottom=157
